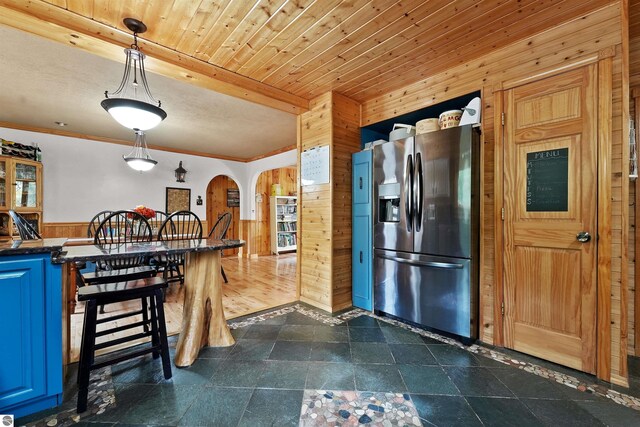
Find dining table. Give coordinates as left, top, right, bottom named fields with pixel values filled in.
left=52, top=237, right=245, bottom=367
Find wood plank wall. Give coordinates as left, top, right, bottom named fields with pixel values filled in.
left=361, top=2, right=627, bottom=384
left=331, top=93, right=361, bottom=311
left=42, top=220, right=209, bottom=239
left=627, top=0, right=640, bottom=358
left=42, top=222, right=86, bottom=238
left=206, top=175, right=240, bottom=255
left=298, top=92, right=361, bottom=312
left=254, top=167, right=297, bottom=256
left=299, top=93, right=333, bottom=311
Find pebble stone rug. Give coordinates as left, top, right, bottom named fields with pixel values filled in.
left=299, top=390, right=421, bottom=426
left=18, top=303, right=640, bottom=426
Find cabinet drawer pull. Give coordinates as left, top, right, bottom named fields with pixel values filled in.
left=360, top=251, right=363, bottom=263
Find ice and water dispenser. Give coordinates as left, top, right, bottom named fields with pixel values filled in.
left=377, top=183, right=401, bottom=223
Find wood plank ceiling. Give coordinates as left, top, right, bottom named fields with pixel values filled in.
left=11, top=0, right=614, bottom=103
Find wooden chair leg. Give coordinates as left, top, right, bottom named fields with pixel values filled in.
left=154, top=289, right=172, bottom=379
left=221, top=266, right=228, bottom=284
left=76, top=305, right=89, bottom=385
left=77, top=299, right=98, bottom=413
left=141, top=297, right=149, bottom=333
left=161, top=269, right=169, bottom=301
left=149, top=295, right=160, bottom=359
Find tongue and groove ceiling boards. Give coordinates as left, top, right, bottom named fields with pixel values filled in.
left=0, top=0, right=615, bottom=158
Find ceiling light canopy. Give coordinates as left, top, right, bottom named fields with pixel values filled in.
left=124, top=131, right=157, bottom=171
left=102, top=18, right=166, bottom=131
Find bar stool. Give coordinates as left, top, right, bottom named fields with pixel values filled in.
left=76, top=277, right=172, bottom=413
left=75, top=211, right=172, bottom=413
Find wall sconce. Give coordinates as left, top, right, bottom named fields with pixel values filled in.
left=174, top=161, right=187, bottom=182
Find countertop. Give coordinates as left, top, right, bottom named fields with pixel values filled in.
left=0, top=238, right=68, bottom=256
left=51, top=238, right=245, bottom=264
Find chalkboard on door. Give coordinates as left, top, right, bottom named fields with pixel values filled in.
left=526, top=148, right=568, bottom=212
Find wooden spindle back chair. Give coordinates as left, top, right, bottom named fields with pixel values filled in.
left=87, top=210, right=113, bottom=238
left=208, top=212, right=232, bottom=283
left=94, top=210, right=153, bottom=270
left=157, top=211, right=203, bottom=284
left=9, top=210, right=41, bottom=240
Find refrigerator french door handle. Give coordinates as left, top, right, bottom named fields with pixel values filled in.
left=377, top=253, right=464, bottom=269
left=414, top=152, right=423, bottom=231
left=405, top=154, right=413, bottom=232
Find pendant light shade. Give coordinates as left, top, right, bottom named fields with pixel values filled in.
left=103, top=18, right=166, bottom=131
left=124, top=131, right=157, bottom=171
left=101, top=98, right=166, bottom=131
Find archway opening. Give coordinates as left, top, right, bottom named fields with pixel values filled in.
left=254, top=166, right=297, bottom=256
left=206, top=175, right=240, bottom=256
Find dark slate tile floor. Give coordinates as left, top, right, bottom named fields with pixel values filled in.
left=17, top=307, right=640, bottom=427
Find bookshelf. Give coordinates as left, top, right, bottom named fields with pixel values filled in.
left=270, top=196, right=297, bottom=254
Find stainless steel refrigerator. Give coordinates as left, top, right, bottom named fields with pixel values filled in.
left=373, top=125, right=480, bottom=340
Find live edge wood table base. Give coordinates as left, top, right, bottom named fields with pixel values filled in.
left=174, top=250, right=235, bottom=367
left=52, top=237, right=245, bottom=371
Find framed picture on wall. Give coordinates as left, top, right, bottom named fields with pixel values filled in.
left=227, top=189, right=240, bottom=207
left=166, top=187, right=191, bottom=213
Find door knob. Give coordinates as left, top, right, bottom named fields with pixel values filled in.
left=576, top=232, right=591, bottom=243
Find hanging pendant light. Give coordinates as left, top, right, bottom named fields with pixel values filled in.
left=102, top=18, right=167, bottom=131
left=124, top=131, right=157, bottom=171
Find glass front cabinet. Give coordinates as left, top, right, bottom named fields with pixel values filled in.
left=0, top=156, right=43, bottom=241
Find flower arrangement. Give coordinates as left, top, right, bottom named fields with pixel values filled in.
left=132, top=205, right=156, bottom=219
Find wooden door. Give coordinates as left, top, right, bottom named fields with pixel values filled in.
left=503, top=64, right=597, bottom=373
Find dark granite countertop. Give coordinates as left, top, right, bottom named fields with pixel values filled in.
left=51, top=238, right=245, bottom=264
left=0, top=238, right=68, bottom=256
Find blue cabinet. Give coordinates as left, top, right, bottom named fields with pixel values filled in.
left=352, top=150, right=373, bottom=310
left=0, top=254, right=62, bottom=418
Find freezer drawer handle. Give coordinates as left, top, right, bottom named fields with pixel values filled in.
left=378, top=253, right=464, bottom=269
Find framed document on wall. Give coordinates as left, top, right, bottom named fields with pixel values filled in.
left=227, top=189, right=240, bottom=207
left=166, top=187, right=191, bottom=213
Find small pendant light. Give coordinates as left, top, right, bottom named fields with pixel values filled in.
left=124, top=131, right=157, bottom=171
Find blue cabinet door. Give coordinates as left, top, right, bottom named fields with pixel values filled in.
left=0, top=258, right=46, bottom=409
left=353, top=160, right=371, bottom=205
left=352, top=150, right=373, bottom=310
left=0, top=254, right=62, bottom=418
left=352, top=214, right=372, bottom=310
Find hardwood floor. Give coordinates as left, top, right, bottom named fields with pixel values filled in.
left=69, top=254, right=297, bottom=363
